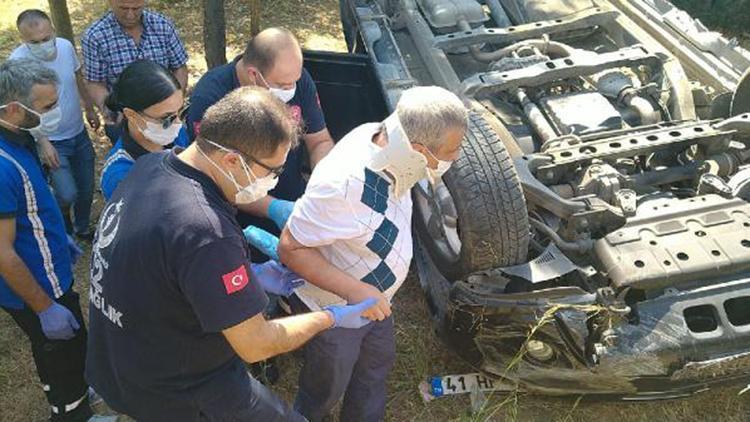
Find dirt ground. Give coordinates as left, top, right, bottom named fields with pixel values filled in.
left=0, top=1, right=749, bottom=421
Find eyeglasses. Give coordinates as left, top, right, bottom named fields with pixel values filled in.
left=247, top=155, right=285, bottom=178
left=141, top=104, right=188, bottom=129
left=201, top=136, right=286, bottom=178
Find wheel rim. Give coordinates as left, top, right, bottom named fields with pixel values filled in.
left=414, top=179, right=462, bottom=263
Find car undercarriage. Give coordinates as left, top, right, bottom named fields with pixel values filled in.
left=342, top=0, right=750, bottom=397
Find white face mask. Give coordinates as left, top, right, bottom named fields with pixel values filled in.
left=258, top=72, right=296, bottom=103
left=141, top=119, right=182, bottom=146
left=421, top=146, right=454, bottom=185
left=369, top=112, right=429, bottom=198
left=269, top=86, right=296, bottom=103
left=27, top=38, right=57, bottom=61
left=0, top=102, right=61, bottom=137
left=197, top=139, right=280, bottom=205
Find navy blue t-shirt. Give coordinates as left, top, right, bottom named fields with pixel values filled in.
left=85, top=150, right=269, bottom=421
left=187, top=57, right=328, bottom=247
left=187, top=57, right=326, bottom=141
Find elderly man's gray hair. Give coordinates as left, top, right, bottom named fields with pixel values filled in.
left=396, top=86, right=467, bottom=149
left=0, top=59, right=58, bottom=107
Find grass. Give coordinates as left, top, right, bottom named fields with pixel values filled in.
left=1, top=0, right=750, bottom=421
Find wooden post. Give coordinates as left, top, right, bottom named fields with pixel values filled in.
left=250, top=0, right=262, bottom=35
left=202, top=0, right=227, bottom=69
left=47, top=0, right=75, bottom=44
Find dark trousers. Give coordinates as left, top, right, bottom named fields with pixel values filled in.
left=294, top=317, right=395, bottom=422
left=2, top=289, right=92, bottom=421
left=198, top=372, right=308, bottom=422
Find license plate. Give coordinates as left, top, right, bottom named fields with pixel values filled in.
left=428, top=373, right=512, bottom=398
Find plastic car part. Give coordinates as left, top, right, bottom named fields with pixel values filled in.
left=539, top=92, right=623, bottom=135
left=595, top=194, right=750, bottom=290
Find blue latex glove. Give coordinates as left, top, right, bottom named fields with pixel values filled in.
left=251, top=261, right=306, bottom=297
left=37, top=302, right=80, bottom=340
left=243, top=226, right=280, bottom=261
left=67, top=235, right=82, bottom=266
left=325, top=298, right=378, bottom=329
left=268, top=199, right=295, bottom=230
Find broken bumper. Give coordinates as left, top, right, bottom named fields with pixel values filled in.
left=416, top=244, right=750, bottom=398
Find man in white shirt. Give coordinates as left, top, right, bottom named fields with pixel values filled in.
left=10, top=9, right=99, bottom=239
left=279, top=86, right=468, bottom=422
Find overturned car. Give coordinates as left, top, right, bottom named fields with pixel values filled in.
left=340, top=0, right=750, bottom=398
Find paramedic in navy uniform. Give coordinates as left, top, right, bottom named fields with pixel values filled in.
left=85, top=87, right=375, bottom=421
left=187, top=27, right=335, bottom=260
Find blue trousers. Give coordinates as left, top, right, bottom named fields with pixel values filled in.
left=49, top=130, right=95, bottom=235
left=295, top=317, right=395, bottom=422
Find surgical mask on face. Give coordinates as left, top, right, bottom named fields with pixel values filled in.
left=421, top=146, right=453, bottom=184
left=369, top=112, right=429, bottom=198
left=140, top=119, right=182, bottom=146
left=258, top=72, right=296, bottom=103
left=269, top=86, right=296, bottom=103
left=197, top=139, right=280, bottom=205
left=27, top=38, right=57, bottom=61
left=0, top=102, right=61, bottom=136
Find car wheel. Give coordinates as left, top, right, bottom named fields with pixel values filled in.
left=413, top=112, right=530, bottom=281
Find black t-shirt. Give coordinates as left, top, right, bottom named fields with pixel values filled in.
left=85, top=150, right=269, bottom=421
left=186, top=57, right=327, bottom=140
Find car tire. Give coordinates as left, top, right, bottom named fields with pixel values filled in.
left=414, top=112, right=529, bottom=281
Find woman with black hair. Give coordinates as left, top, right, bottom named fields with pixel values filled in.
left=100, top=60, right=188, bottom=200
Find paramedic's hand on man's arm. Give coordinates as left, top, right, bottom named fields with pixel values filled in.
left=279, top=227, right=392, bottom=321
left=0, top=218, right=79, bottom=340
left=238, top=198, right=296, bottom=231
left=243, top=226, right=280, bottom=261
left=222, top=298, right=376, bottom=363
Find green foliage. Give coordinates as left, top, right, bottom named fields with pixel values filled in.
left=672, top=0, right=750, bottom=34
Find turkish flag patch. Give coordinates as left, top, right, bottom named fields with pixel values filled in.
left=222, top=265, right=250, bottom=295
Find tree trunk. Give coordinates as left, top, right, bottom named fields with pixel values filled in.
left=47, top=0, right=75, bottom=45
left=202, top=0, right=227, bottom=69
left=250, top=0, right=262, bottom=35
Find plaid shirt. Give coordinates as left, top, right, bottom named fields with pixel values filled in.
left=81, top=10, right=188, bottom=87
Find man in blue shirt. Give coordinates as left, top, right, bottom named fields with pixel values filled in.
left=187, top=28, right=335, bottom=261
left=0, top=59, right=93, bottom=421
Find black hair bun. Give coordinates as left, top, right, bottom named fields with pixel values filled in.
left=105, top=91, right=123, bottom=113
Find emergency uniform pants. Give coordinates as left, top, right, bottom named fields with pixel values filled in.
left=2, top=289, right=92, bottom=421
